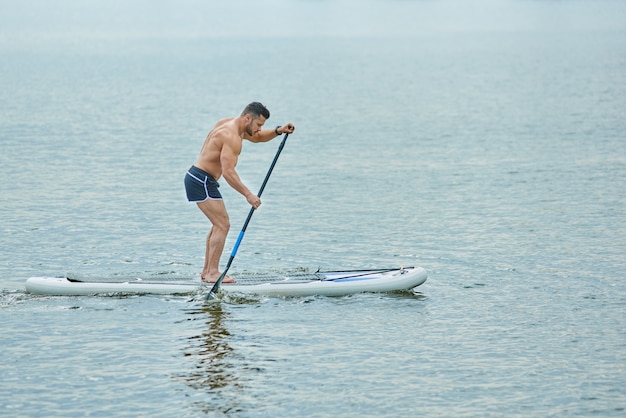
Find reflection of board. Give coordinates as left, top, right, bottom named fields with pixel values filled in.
left=26, top=267, right=427, bottom=297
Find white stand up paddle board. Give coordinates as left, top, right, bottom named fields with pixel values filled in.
left=25, top=267, right=427, bottom=297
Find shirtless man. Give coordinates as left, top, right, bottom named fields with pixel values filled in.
left=184, top=102, right=295, bottom=283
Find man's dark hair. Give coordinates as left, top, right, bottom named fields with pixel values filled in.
left=241, top=102, right=270, bottom=120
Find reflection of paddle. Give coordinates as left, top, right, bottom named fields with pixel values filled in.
left=206, top=133, right=290, bottom=301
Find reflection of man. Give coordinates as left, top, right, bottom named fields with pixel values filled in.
left=184, top=102, right=295, bottom=283
left=180, top=304, right=234, bottom=395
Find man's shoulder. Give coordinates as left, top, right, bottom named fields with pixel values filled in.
left=215, top=117, right=234, bottom=127
left=211, top=121, right=242, bottom=152
left=211, top=119, right=238, bottom=140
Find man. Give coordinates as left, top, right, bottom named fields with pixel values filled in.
left=184, top=102, right=295, bottom=283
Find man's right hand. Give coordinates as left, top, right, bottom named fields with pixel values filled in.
left=246, top=194, right=261, bottom=209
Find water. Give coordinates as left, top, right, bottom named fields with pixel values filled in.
left=2, top=1, right=626, bottom=416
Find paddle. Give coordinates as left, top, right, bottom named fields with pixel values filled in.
left=206, top=133, right=290, bottom=300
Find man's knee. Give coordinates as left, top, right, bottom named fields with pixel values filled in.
left=213, top=219, right=230, bottom=234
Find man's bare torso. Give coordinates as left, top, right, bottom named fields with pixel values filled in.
left=194, top=118, right=240, bottom=180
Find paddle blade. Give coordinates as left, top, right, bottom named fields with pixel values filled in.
left=205, top=271, right=227, bottom=301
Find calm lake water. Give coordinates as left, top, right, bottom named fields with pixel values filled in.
left=1, top=1, right=625, bottom=416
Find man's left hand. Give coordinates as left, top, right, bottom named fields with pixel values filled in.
left=279, top=123, right=295, bottom=134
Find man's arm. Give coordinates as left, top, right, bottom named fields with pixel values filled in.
left=245, top=123, right=295, bottom=143
left=220, top=135, right=261, bottom=207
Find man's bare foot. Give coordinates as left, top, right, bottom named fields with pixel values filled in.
left=201, top=273, right=236, bottom=284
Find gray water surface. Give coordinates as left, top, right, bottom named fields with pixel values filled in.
left=1, top=1, right=625, bottom=416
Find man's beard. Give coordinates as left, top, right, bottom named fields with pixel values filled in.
left=245, top=121, right=254, bottom=136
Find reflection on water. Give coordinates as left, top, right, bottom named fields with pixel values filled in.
left=176, top=302, right=244, bottom=415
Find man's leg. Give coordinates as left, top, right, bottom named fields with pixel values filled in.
left=196, top=199, right=235, bottom=283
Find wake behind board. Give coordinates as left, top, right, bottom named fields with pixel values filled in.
left=25, top=267, right=427, bottom=297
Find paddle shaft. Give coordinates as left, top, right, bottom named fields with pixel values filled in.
left=207, top=133, right=290, bottom=300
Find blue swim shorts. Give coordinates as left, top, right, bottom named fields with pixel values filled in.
left=184, top=165, right=222, bottom=202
